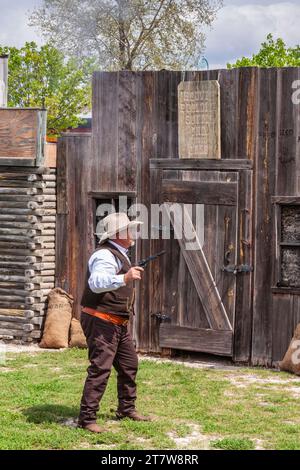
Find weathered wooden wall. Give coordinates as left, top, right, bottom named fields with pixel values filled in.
left=55, top=134, right=93, bottom=319
left=56, top=68, right=300, bottom=365
left=252, top=68, right=300, bottom=366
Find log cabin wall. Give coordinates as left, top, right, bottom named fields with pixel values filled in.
left=56, top=68, right=300, bottom=366
left=0, top=108, right=57, bottom=343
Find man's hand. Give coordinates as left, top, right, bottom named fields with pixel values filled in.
left=124, top=267, right=144, bottom=284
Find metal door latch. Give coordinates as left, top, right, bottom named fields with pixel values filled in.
left=221, top=264, right=253, bottom=274
left=151, top=312, right=171, bottom=322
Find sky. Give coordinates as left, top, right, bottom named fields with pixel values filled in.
left=0, top=0, right=299, bottom=69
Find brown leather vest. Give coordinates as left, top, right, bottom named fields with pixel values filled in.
left=80, top=243, right=134, bottom=317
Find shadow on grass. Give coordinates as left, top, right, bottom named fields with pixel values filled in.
left=23, top=404, right=79, bottom=424
left=23, top=405, right=117, bottom=425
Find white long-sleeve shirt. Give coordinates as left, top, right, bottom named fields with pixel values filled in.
left=88, top=241, right=131, bottom=294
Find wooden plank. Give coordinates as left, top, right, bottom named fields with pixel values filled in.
left=44, top=143, right=57, bottom=168
left=135, top=71, right=156, bottom=351
left=234, top=169, right=254, bottom=362
left=214, top=173, right=237, bottom=326
left=159, top=324, right=233, bottom=356
left=162, top=179, right=237, bottom=205
left=89, top=191, right=137, bottom=198
left=150, top=158, right=252, bottom=170
left=148, top=73, right=182, bottom=345
left=156, top=70, right=168, bottom=159
left=276, top=68, right=299, bottom=196
left=56, top=133, right=92, bottom=319
left=0, top=159, right=36, bottom=167
left=251, top=67, right=278, bottom=366
left=272, top=294, right=294, bottom=363
left=56, top=138, right=68, bottom=214
left=0, top=315, right=26, bottom=323
left=0, top=320, right=26, bottom=330
left=0, top=328, right=24, bottom=337
left=163, top=204, right=232, bottom=330
left=0, top=166, right=50, bottom=174
left=92, top=72, right=119, bottom=191
left=0, top=181, right=35, bottom=188
left=272, top=286, right=300, bottom=295
left=149, top=168, right=164, bottom=351
left=271, top=196, right=300, bottom=204
left=118, top=71, right=137, bottom=191
left=35, top=110, right=47, bottom=166
left=72, top=135, right=90, bottom=319
left=237, top=68, right=258, bottom=161
left=0, top=309, right=25, bottom=317
left=218, top=68, right=239, bottom=158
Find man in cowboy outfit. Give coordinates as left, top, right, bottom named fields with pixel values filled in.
left=78, top=212, right=150, bottom=433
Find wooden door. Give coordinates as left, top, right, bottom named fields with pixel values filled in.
left=149, top=160, right=253, bottom=360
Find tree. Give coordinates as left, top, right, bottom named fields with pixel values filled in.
left=227, top=34, right=300, bottom=69
left=0, top=42, right=95, bottom=135
left=29, top=0, right=223, bottom=71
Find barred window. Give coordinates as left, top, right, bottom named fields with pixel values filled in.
left=279, top=205, right=300, bottom=287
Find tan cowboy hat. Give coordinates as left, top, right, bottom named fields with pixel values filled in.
left=96, top=212, right=143, bottom=244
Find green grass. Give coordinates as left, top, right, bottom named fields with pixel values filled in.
left=0, top=349, right=299, bottom=450
left=211, top=438, right=255, bottom=450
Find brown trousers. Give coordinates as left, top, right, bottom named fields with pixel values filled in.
left=78, top=312, right=138, bottom=426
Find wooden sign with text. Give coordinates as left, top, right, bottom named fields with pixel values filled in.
left=178, top=80, right=221, bottom=159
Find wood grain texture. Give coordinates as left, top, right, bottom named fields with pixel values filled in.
left=55, top=134, right=92, bottom=319
left=163, top=203, right=232, bottom=331
left=44, top=143, right=57, bottom=168
left=251, top=68, right=277, bottom=366
left=159, top=324, right=233, bottom=356
left=0, top=109, right=46, bottom=164
left=150, top=158, right=252, bottom=170
left=178, top=80, right=221, bottom=159
left=234, top=169, right=254, bottom=362
left=162, top=179, right=237, bottom=206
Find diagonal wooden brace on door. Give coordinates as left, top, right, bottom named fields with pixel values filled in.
left=162, top=203, right=232, bottom=331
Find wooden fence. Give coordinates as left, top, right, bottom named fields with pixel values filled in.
left=57, top=67, right=300, bottom=366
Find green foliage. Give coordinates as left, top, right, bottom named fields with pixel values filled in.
left=228, top=34, right=300, bottom=69
left=0, top=42, right=95, bottom=135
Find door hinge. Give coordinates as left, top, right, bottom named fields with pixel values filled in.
left=151, top=312, right=171, bottom=322
left=221, top=264, right=253, bottom=274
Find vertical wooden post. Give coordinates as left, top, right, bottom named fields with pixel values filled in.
left=0, top=55, right=8, bottom=107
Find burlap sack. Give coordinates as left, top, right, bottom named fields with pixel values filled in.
left=69, top=318, right=87, bottom=349
left=39, top=288, right=73, bottom=349
left=279, top=324, right=300, bottom=375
